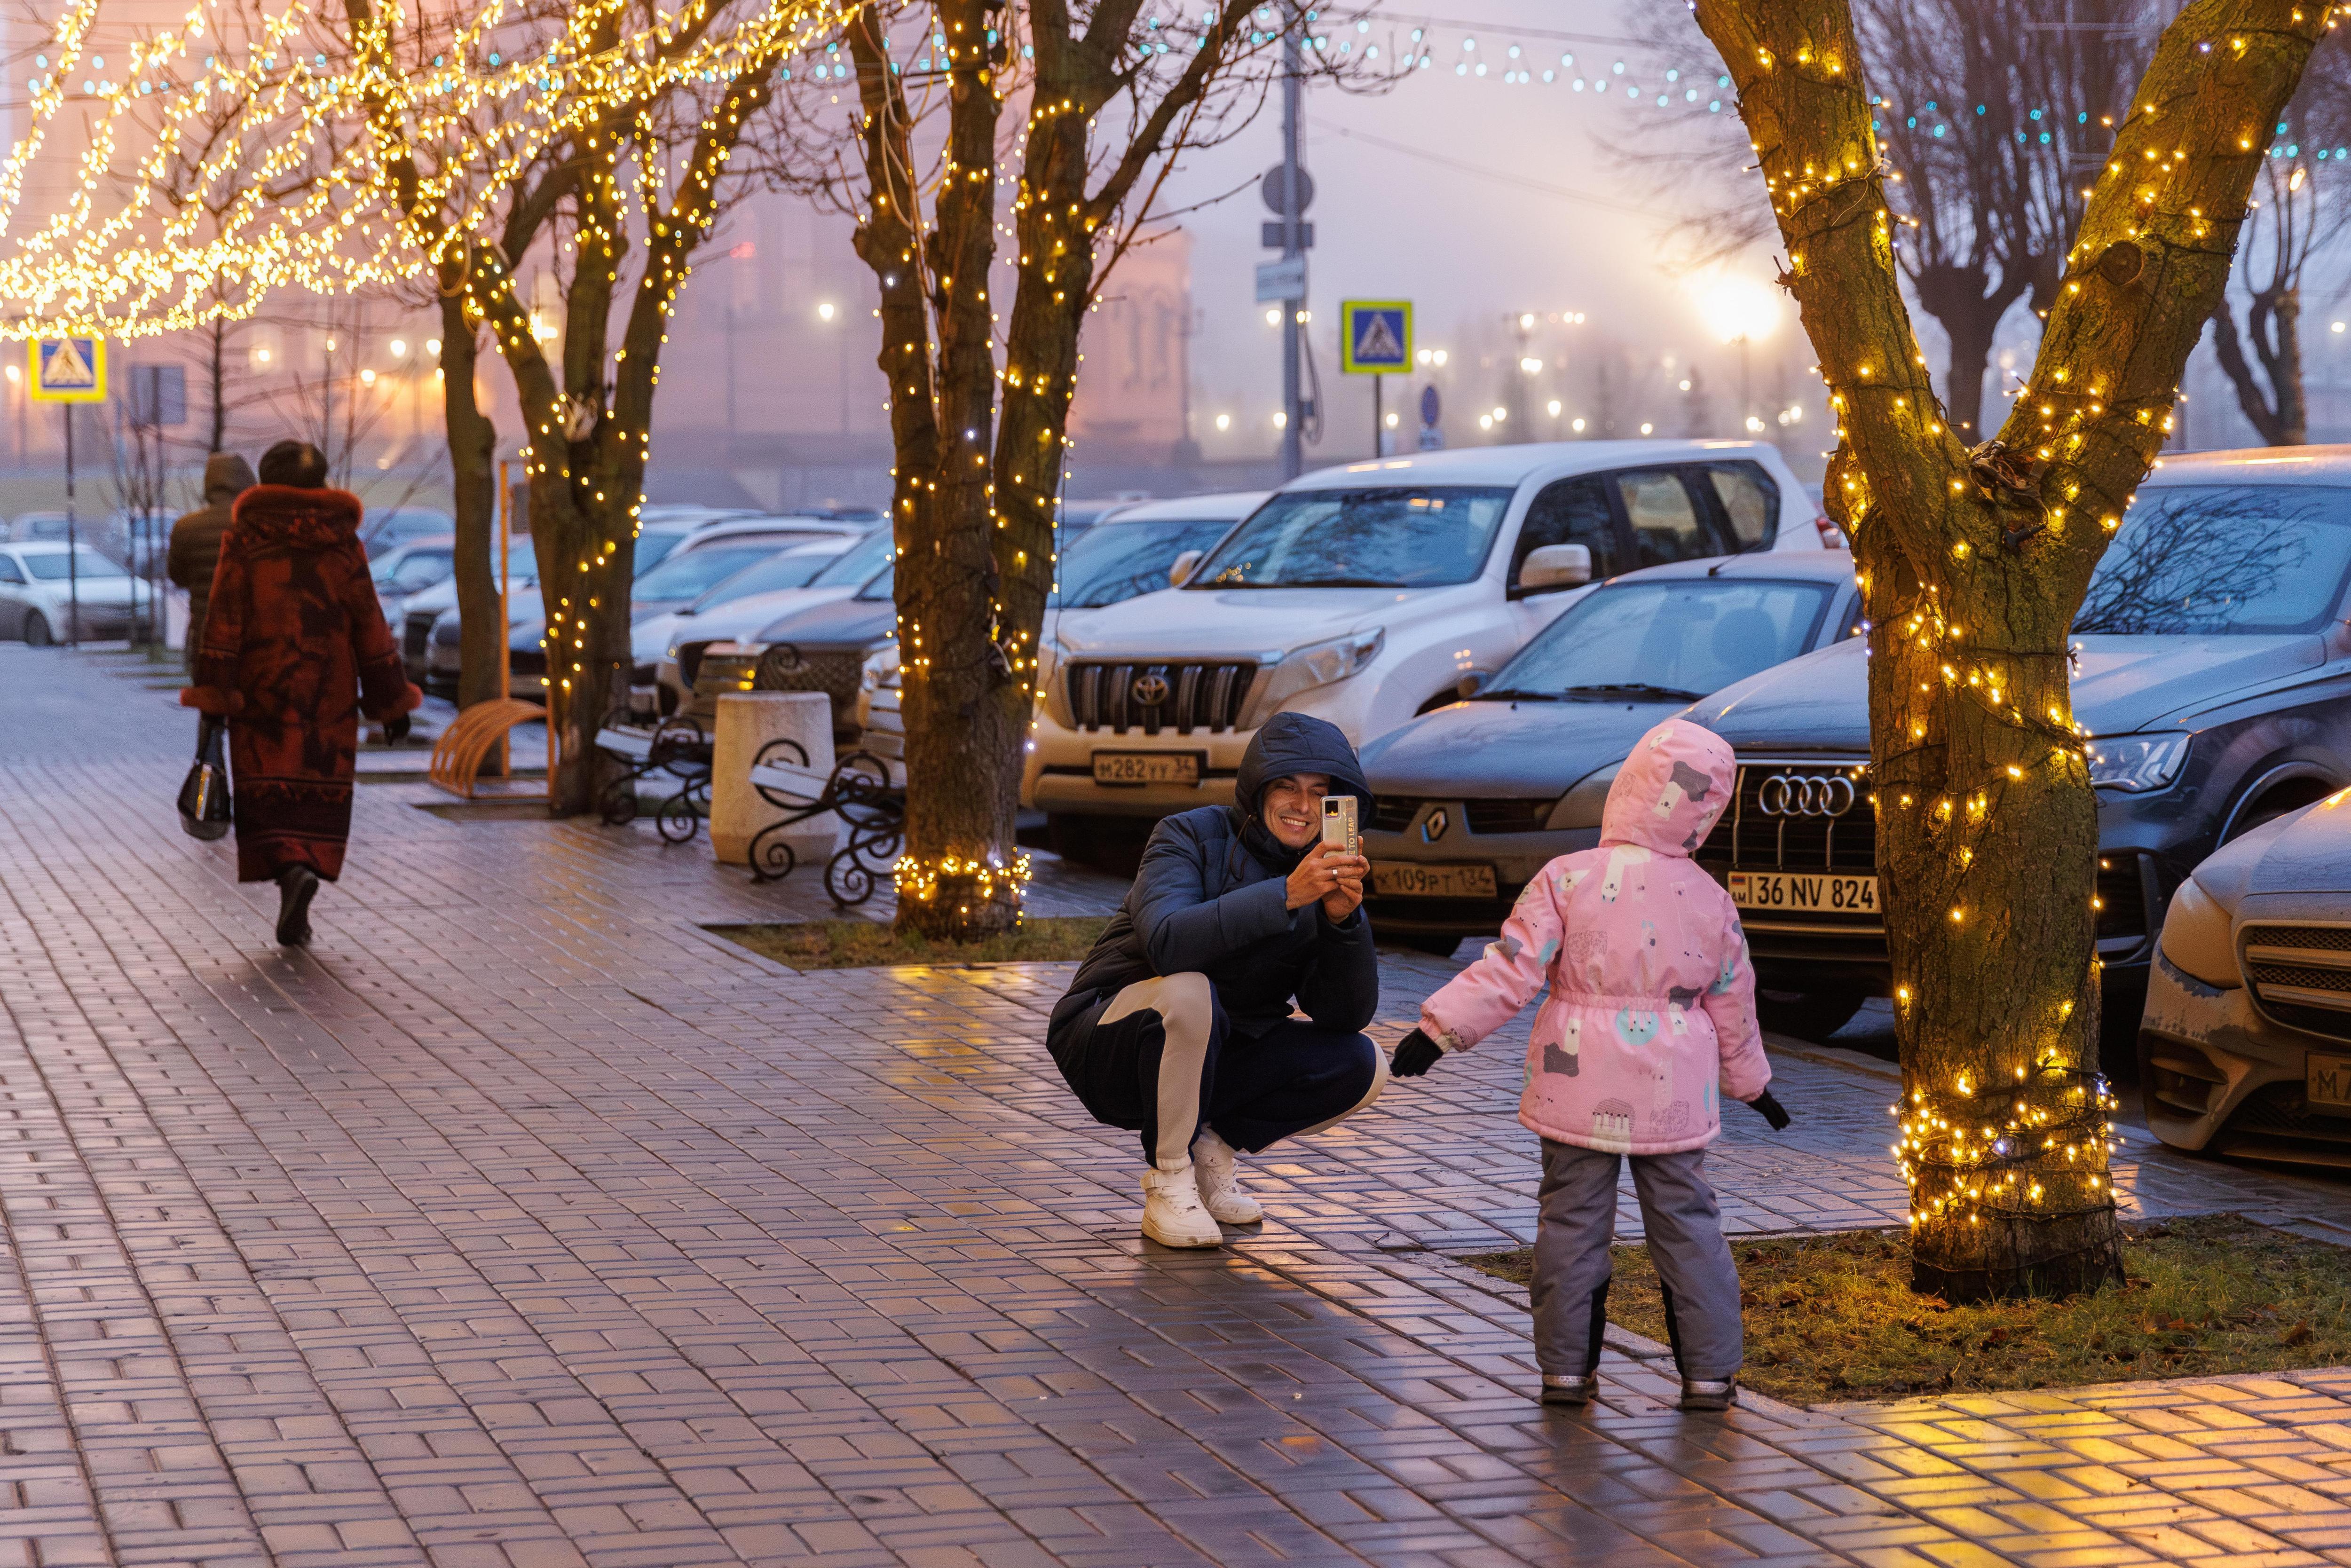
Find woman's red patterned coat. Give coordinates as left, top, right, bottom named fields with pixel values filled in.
left=181, top=484, right=421, bottom=882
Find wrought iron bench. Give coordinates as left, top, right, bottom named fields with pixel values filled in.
left=593, top=709, right=714, bottom=843
left=745, top=741, right=905, bottom=906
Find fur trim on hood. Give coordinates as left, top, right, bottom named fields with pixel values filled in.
left=229, top=483, right=362, bottom=549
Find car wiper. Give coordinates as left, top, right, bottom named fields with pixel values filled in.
left=1557, top=682, right=1707, bottom=701
left=1473, top=686, right=1565, bottom=702
left=1228, top=575, right=1409, bottom=588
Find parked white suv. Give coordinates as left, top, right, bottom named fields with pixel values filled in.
left=1024, top=440, right=1835, bottom=821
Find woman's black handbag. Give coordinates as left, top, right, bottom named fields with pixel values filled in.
left=177, top=717, right=233, bottom=840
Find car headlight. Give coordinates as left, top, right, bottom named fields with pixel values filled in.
left=1546, top=761, right=1620, bottom=831
left=1252, top=628, right=1387, bottom=718
left=2088, top=732, right=2190, bottom=793
left=2159, top=873, right=2241, bottom=988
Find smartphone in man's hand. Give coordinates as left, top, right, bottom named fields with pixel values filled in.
left=1320, top=795, right=1358, bottom=857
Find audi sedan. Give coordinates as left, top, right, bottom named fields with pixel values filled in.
left=1684, top=446, right=2351, bottom=1043
left=1360, top=552, right=1859, bottom=958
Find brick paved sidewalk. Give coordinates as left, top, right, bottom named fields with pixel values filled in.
left=9, top=644, right=2351, bottom=1568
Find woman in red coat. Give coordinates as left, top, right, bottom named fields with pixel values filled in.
left=182, top=441, right=422, bottom=944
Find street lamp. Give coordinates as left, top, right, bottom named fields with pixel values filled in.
left=1696, top=273, right=1783, bottom=433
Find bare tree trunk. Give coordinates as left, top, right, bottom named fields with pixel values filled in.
left=1691, top=0, right=2324, bottom=1299
left=208, top=317, right=229, bottom=453
left=2211, top=287, right=2307, bottom=444
left=441, top=299, right=504, bottom=711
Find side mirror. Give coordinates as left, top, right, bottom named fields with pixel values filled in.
left=1520, top=543, right=1593, bottom=591
left=1169, top=549, right=1204, bottom=587
left=1456, top=671, right=1489, bottom=701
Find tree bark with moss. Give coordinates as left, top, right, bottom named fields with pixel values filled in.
left=1688, top=0, right=2325, bottom=1299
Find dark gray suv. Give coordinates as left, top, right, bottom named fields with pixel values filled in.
left=1685, top=447, right=2351, bottom=1042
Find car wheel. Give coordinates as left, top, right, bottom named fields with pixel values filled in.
left=1754, top=987, right=1866, bottom=1042
left=21, top=611, right=51, bottom=646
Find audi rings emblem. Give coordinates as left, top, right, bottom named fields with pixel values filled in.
left=1756, top=773, right=1858, bottom=817
left=1130, top=673, right=1171, bottom=706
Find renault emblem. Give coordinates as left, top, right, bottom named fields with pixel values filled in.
left=1130, top=672, right=1171, bottom=705
left=1421, top=807, right=1450, bottom=843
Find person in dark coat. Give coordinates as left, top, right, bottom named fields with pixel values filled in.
left=1048, top=711, right=1385, bottom=1248
left=168, top=451, right=258, bottom=674
left=181, top=440, right=420, bottom=945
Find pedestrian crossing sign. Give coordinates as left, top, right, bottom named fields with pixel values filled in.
left=29, top=337, right=105, bottom=403
left=1339, top=300, right=1412, bottom=375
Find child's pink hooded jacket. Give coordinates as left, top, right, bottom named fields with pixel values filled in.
left=1419, top=718, right=1769, bottom=1155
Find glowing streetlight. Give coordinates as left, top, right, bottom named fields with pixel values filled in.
left=1570, top=417, right=1586, bottom=433
left=388, top=338, right=408, bottom=359
left=1547, top=399, right=1562, bottom=417
left=1215, top=412, right=1231, bottom=431
left=817, top=301, right=836, bottom=322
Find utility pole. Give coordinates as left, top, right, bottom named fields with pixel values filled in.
left=1279, top=8, right=1305, bottom=480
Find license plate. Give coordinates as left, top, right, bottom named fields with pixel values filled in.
left=1373, top=863, right=1498, bottom=899
left=1092, top=750, right=1199, bottom=785
left=2310, top=1053, right=2351, bottom=1110
left=1728, top=870, right=1880, bottom=914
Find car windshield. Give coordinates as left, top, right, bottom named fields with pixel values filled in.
left=687, top=546, right=843, bottom=609
left=365, top=509, right=451, bottom=558
left=376, top=548, right=453, bottom=591
left=1054, top=518, right=1240, bottom=607
left=635, top=544, right=783, bottom=600
left=635, top=532, right=687, bottom=572
left=2074, top=484, right=2351, bottom=635
left=1482, top=578, right=1837, bottom=701
left=857, top=563, right=896, bottom=601
left=809, top=528, right=894, bottom=589
left=24, top=548, right=126, bottom=580
left=1189, top=486, right=1513, bottom=588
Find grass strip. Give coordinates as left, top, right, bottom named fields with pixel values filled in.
left=709, top=915, right=1110, bottom=970
left=1463, top=1214, right=2351, bottom=1404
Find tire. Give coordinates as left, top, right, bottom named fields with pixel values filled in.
left=1754, top=987, right=1866, bottom=1042
left=21, top=611, right=50, bottom=646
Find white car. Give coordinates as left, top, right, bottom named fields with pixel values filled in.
left=0, top=542, right=142, bottom=643
left=652, top=528, right=897, bottom=710
left=1025, top=440, right=1836, bottom=822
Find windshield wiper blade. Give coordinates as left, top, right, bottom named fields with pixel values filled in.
left=1473, top=686, right=1564, bottom=702
left=1233, top=575, right=1409, bottom=588
left=1557, top=683, right=1707, bottom=701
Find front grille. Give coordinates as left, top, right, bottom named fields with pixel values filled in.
left=403, top=610, right=435, bottom=662
left=1371, top=796, right=1555, bottom=835
left=2242, top=922, right=2351, bottom=1043
left=2226, top=1081, right=2351, bottom=1146
left=2097, top=864, right=2146, bottom=945
left=693, top=646, right=868, bottom=733
left=1696, top=759, right=1876, bottom=874
left=1066, top=660, right=1257, bottom=734
left=1463, top=798, right=1555, bottom=835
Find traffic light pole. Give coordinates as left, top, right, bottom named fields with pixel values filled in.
left=1279, top=13, right=1304, bottom=481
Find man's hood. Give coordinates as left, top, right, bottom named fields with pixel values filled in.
left=1362, top=695, right=1682, bottom=798
left=203, top=452, right=257, bottom=506
left=1600, top=717, right=1735, bottom=855
left=1235, top=710, right=1371, bottom=818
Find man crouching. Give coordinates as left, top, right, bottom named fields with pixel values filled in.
left=1047, top=712, right=1389, bottom=1248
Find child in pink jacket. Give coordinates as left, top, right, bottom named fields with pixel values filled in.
left=1390, top=718, right=1789, bottom=1411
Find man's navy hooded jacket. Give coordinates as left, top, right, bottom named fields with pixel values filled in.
left=1051, top=711, right=1380, bottom=1040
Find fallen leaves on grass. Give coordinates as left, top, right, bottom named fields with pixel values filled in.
left=1464, top=1215, right=2351, bottom=1404
left=707, top=916, right=1110, bottom=970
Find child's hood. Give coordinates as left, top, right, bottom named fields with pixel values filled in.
left=1599, top=717, right=1736, bottom=857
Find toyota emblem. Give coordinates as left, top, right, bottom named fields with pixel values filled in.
left=1755, top=773, right=1859, bottom=817
left=1131, top=672, right=1171, bottom=706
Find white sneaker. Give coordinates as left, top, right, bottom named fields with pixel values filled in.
left=1190, top=1127, right=1263, bottom=1225
left=1140, top=1164, right=1223, bottom=1248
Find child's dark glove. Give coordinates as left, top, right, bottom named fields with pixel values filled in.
left=1391, top=1028, right=1444, bottom=1078
left=383, top=713, right=411, bottom=745
left=1745, top=1089, right=1791, bottom=1130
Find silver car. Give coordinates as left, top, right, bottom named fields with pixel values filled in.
left=2142, top=791, right=2351, bottom=1166
left=1359, top=551, right=1860, bottom=955
left=0, top=542, right=141, bottom=642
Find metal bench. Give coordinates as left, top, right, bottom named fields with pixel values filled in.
left=745, top=741, right=905, bottom=907
left=594, top=710, right=714, bottom=843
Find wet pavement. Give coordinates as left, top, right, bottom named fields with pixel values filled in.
left=8, top=643, right=2351, bottom=1568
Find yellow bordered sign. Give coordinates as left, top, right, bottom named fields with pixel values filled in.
left=1339, top=300, right=1411, bottom=375
left=29, top=337, right=105, bottom=402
